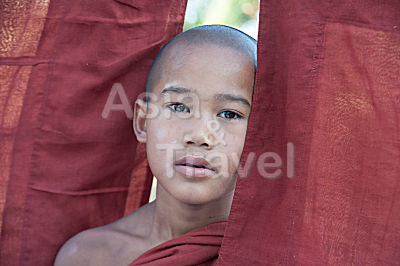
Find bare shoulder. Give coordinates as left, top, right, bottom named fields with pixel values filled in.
left=54, top=226, right=114, bottom=266
left=54, top=202, right=155, bottom=266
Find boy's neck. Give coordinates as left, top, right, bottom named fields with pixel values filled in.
left=150, top=183, right=233, bottom=241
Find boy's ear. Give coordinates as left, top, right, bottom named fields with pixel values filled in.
left=133, top=98, right=147, bottom=143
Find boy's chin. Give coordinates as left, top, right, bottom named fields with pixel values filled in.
left=171, top=189, right=225, bottom=205
left=156, top=173, right=236, bottom=205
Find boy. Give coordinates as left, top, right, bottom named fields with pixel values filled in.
left=55, top=25, right=256, bottom=265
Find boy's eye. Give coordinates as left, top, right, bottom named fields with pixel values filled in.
left=217, top=110, right=243, bottom=120
left=167, top=103, right=190, bottom=113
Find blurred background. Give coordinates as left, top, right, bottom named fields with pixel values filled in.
left=149, top=0, right=260, bottom=202
left=183, top=0, right=260, bottom=39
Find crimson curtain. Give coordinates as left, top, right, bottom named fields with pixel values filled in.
left=0, top=1, right=187, bottom=265
left=218, top=1, right=400, bottom=265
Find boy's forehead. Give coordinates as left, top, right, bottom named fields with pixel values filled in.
left=145, top=26, right=256, bottom=96
left=159, top=43, right=255, bottom=88
left=148, top=46, right=255, bottom=106
left=164, top=42, right=249, bottom=66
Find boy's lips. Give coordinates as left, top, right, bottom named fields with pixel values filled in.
left=174, top=156, right=216, bottom=178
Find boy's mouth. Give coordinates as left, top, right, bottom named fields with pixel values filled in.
left=174, top=156, right=216, bottom=178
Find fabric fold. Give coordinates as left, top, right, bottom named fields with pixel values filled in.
left=130, top=221, right=226, bottom=266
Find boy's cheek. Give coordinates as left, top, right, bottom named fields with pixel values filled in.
left=224, top=128, right=247, bottom=149
left=148, top=117, right=181, bottom=141
left=221, top=121, right=249, bottom=139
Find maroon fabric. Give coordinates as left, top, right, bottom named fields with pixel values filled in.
left=217, top=1, right=400, bottom=265
left=0, top=1, right=187, bottom=265
left=130, top=221, right=226, bottom=266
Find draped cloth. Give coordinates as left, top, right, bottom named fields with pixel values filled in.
left=217, top=0, right=400, bottom=265
left=0, top=1, right=187, bottom=265
left=130, top=221, right=226, bottom=266
left=1, top=0, right=400, bottom=266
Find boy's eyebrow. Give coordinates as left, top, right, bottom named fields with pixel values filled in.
left=214, top=93, right=251, bottom=107
left=161, top=86, right=191, bottom=94
left=160, top=87, right=251, bottom=106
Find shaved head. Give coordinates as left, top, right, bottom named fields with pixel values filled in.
left=145, top=25, right=257, bottom=95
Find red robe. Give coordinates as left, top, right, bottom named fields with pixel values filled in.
left=129, top=221, right=226, bottom=266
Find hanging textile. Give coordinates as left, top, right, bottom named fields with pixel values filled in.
left=217, top=0, right=400, bottom=265
left=0, top=1, right=187, bottom=265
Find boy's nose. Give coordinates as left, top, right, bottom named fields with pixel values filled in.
left=183, top=121, right=214, bottom=150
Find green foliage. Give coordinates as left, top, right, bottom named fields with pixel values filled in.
left=183, top=0, right=259, bottom=38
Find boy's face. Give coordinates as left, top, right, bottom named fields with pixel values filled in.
left=134, top=43, right=255, bottom=204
